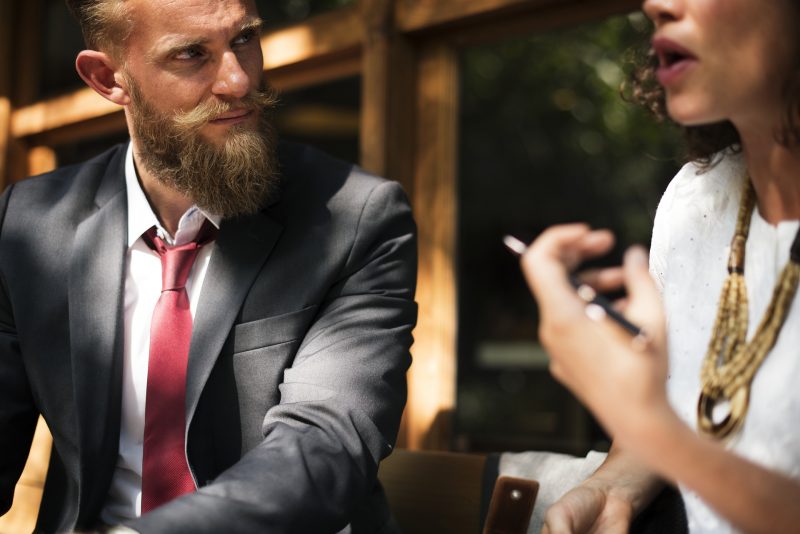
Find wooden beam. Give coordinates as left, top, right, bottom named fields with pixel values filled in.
left=396, top=0, right=639, bottom=36
left=0, top=2, right=13, bottom=190
left=267, top=53, right=361, bottom=93
left=261, top=7, right=363, bottom=71
left=11, top=88, right=122, bottom=140
left=24, top=110, right=126, bottom=149
left=0, top=97, right=10, bottom=190
left=396, top=0, right=559, bottom=32
left=438, top=0, right=642, bottom=47
left=405, top=43, right=459, bottom=450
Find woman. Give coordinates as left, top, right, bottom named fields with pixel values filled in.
left=520, top=0, right=800, bottom=532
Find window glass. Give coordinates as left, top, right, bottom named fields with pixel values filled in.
left=456, top=12, right=683, bottom=454
left=274, top=76, right=360, bottom=165
left=54, top=131, right=130, bottom=167
left=40, top=0, right=86, bottom=99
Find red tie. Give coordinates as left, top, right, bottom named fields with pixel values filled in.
left=141, top=220, right=216, bottom=513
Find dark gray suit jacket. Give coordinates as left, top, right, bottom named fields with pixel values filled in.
left=0, top=142, right=417, bottom=533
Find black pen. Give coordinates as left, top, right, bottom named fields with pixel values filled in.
left=502, top=234, right=646, bottom=339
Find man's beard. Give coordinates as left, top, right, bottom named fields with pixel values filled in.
left=126, top=76, right=280, bottom=218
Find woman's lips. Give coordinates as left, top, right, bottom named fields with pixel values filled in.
left=652, top=37, right=698, bottom=87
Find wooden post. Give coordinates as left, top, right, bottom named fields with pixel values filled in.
left=405, top=43, right=459, bottom=450
left=358, top=0, right=415, bottom=194
left=359, top=0, right=418, bottom=448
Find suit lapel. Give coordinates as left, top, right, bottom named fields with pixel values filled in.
left=185, top=211, right=283, bottom=425
left=68, top=150, right=128, bottom=519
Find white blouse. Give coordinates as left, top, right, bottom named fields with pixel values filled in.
left=649, top=153, right=800, bottom=534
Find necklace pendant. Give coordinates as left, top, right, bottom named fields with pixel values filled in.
left=697, top=386, right=750, bottom=440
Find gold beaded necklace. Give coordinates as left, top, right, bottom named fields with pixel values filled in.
left=697, top=179, right=800, bottom=439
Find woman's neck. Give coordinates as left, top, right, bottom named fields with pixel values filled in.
left=737, top=124, right=800, bottom=225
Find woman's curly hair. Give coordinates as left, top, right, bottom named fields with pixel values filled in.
left=627, top=36, right=800, bottom=166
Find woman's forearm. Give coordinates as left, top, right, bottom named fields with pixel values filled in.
left=626, top=413, right=800, bottom=534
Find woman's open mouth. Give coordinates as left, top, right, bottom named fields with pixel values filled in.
left=652, top=37, right=698, bottom=86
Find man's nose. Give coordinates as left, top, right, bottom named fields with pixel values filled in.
left=212, top=51, right=250, bottom=99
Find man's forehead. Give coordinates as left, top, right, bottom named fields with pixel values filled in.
left=128, top=0, right=259, bottom=39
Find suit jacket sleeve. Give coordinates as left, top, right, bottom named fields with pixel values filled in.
left=127, top=179, right=417, bottom=533
left=0, top=183, right=40, bottom=515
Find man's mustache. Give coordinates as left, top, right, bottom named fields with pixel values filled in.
left=172, top=89, right=278, bottom=131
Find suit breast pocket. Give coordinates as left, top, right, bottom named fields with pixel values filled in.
left=231, top=304, right=320, bottom=355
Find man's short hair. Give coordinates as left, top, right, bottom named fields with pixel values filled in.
left=65, top=0, right=133, bottom=57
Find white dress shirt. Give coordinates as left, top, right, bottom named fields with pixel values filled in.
left=650, top=153, right=800, bottom=533
left=100, top=144, right=221, bottom=524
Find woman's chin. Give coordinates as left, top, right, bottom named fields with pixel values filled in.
left=666, top=98, right=724, bottom=128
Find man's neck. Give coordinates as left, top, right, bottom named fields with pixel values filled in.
left=130, top=142, right=194, bottom=236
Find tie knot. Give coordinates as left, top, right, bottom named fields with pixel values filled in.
left=143, top=221, right=217, bottom=291
left=159, top=245, right=201, bottom=291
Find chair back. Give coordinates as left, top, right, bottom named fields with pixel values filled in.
left=378, top=449, right=490, bottom=534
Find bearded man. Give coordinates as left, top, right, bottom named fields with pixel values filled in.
left=0, top=0, right=417, bottom=532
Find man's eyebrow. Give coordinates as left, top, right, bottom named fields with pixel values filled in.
left=239, top=17, right=264, bottom=35
left=149, top=17, right=264, bottom=62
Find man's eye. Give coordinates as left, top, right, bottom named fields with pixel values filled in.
left=233, top=29, right=257, bottom=46
left=175, top=47, right=205, bottom=60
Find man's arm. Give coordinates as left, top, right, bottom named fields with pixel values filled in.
left=127, top=180, right=417, bottom=533
left=0, top=183, right=40, bottom=514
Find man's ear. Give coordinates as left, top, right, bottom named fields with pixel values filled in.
left=75, top=50, right=130, bottom=106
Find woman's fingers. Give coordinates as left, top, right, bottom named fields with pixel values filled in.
left=621, top=246, right=666, bottom=346
left=521, top=225, right=616, bottom=312
left=575, top=267, right=624, bottom=294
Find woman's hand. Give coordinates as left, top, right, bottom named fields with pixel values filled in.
left=519, top=224, right=677, bottom=448
left=542, top=444, right=664, bottom=534
left=542, top=481, right=633, bottom=534
left=523, top=224, right=800, bottom=534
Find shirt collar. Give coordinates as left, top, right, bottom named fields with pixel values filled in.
left=125, top=142, right=221, bottom=247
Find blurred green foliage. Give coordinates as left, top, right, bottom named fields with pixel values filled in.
left=456, top=12, right=685, bottom=453
left=460, top=12, right=682, bottom=248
